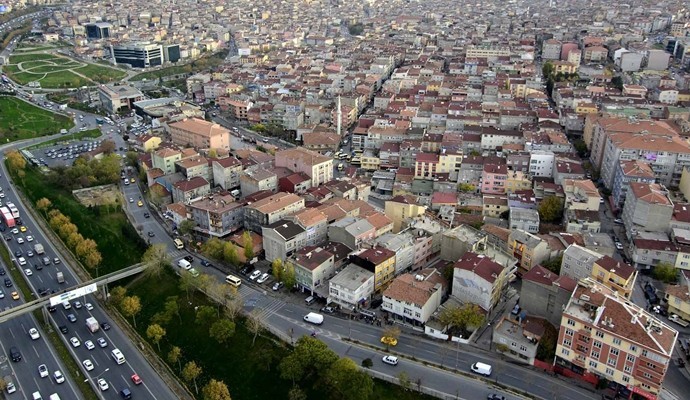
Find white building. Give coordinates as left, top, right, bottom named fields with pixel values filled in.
left=382, top=273, right=444, bottom=325
left=328, top=264, right=375, bottom=310
left=529, top=150, right=555, bottom=177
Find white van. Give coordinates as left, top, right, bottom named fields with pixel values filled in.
left=225, top=274, right=241, bottom=287
left=49, top=394, right=61, bottom=400
left=303, top=312, right=324, bottom=325
left=32, top=392, right=42, bottom=400
left=470, top=362, right=492, bottom=376
left=173, top=238, right=184, bottom=250
left=305, top=296, right=316, bottom=305
left=178, top=259, right=192, bottom=270
left=111, top=348, right=126, bottom=365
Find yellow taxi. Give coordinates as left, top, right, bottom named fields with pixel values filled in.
left=137, top=200, right=143, bottom=207
left=19, top=226, right=27, bottom=233
left=11, top=291, right=19, bottom=300
left=380, top=336, right=397, bottom=346
left=130, top=178, right=135, bottom=183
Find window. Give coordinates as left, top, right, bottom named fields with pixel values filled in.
left=643, top=372, right=653, bottom=379
left=608, top=357, right=617, bottom=367
left=646, top=362, right=656, bottom=369
left=567, top=319, right=576, bottom=327
left=627, top=354, right=635, bottom=363
left=593, top=341, right=602, bottom=349
left=563, top=339, right=572, bottom=347
left=606, top=368, right=614, bottom=376
left=561, top=348, right=570, bottom=356
left=589, top=361, right=598, bottom=368
left=641, top=350, right=648, bottom=357
left=629, top=345, right=637, bottom=352
left=624, top=365, right=632, bottom=373
left=591, top=351, right=600, bottom=360
left=610, top=348, right=619, bottom=356
left=520, top=345, right=528, bottom=352
left=595, top=330, right=604, bottom=339
left=622, top=376, right=630, bottom=383
left=566, top=328, right=574, bottom=336
left=612, top=338, right=621, bottom=346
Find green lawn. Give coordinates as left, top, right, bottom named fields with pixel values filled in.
left=127, top=268, right=435, bottom=400
left=8, top=53, right=56, bottom=63
left=0, top=97, right=74, bottom=140
left=12, top=166, right=146, bottom=274
left=75, top=63, right=127, bottom=83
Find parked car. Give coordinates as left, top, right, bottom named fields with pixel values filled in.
left=382, top=355, right=398, bottom=366
left=249, top=270, right=262, bottom=281
left=257, top=273, right=269, bottom=284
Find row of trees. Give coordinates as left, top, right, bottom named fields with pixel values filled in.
left=47, top=150, right=120, bottom=190
left=201, top=232, right=254, bottom=267
left=36, top=198, right=103, bottom=273
left=280, top=336, right=374, bottom=400
left=271, top=258, right=297, bottom=290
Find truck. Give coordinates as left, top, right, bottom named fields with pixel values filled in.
left=34, top=243, right=44, bottom=255
left=56, top=271, right=65, bottom=284
left=669, top=314, right=690, bottom=328
left=0, top=206, right=15, bottom=228
left=86, top=317, right=99, bottom=333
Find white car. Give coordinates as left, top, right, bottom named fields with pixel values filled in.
left=10, top=228, right=18, bottom=234
left=24, top=268, right=32, bottom=276
left=29, top=327, right=40, bottom=340
left=97, top=337, right=108, bottom=348
left=257, top=273, right=269, bottom=284
left=97, top=378, right=109, bottom=391
left=16, top=237, right=24, bottom=244
left=69, top=337, right=81, bottom=347
left=18, top=257, right=26, bottom=266
left=382, top=355, right=399, bottom=366
left=26, top=235, right=33, bottom=242
left=53, top=370, right=65, bottom=384
left=38, top=364, right=48, bottom=378
left=62, top=301, right=71, bottom=310
left=85, top=340, right=95, bottom=350
left=249, top=270, right=262, bottom=281
left=85, top=302, right=93, bottom=311
left=82, top=359, right=94, bottom=371
left=73, top=301, right=82, bottom=309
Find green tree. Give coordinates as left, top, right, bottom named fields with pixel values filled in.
left=164, top=295, right=181, bottom=323
left=542, top=255, right=563, bottom=274
left=195, top=305, right=217, bottom=326
left=457, top=183, right=476, bottom=193
left=288, top=387, right=307, bottom=400
left=272, top=258, right=283, bottom=282
left=246, top=310, right=263, bottom=346
left=109, top=286, right=127, bottom=305
left=611, top=76, right=624, bottom=91
left=242, top=231, right=254, bottom=260
left=36, top=197, right=52, bottom=216
left=178, top=219, right=197, bottom=236
left=438, top=304, right=485, bottom=335
left=141, top=244, right=170, bottom=278
left=223, top=242, right=240, bottom=266
left=537, top=196, right=564, bottom=223
left=120, top=295, right=142, bottom=327
left=146, top=324, right=166, bottom=351
left=279, top=336, right=339, bottom=384
left=209, top=319, right=236, bottom=345
left=653, top=262, right=678, bottom=283
left=541, top=61, right=554, bottom=78
left=536, top=320, right=559, bottom=362
left=167, top=346, right=182, bottom=372
left=202, top=238, right=225, bottom=261
left=283, top=261, right=296, bottom=289
left=202, top=379, right=232, bottom=400
left=361, top=358, right=373, bottom=368
left=397, top=371, right=412, bottom=391
left=324, top=357, right=374, bottom=400
left=182, top=361, right=203, bottom=394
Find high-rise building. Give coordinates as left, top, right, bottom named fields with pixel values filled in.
left=85, top=23, right=111, bottom=39
left=163, top=44, right=181, bottom=63
left=111, top=43, right=163, bottom=68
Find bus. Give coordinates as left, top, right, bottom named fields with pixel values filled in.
left=173, top=238, right=184, bottom=250
left=225, top=274, right=241, bottom=287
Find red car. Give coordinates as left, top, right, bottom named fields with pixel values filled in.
left=131, top=374, right=142, bottom=385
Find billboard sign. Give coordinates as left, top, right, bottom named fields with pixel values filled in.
left=49, top=283, right=98, bottom=306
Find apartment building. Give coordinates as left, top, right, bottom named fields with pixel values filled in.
left=509, top=229, right=550, bottom=272
left=328, top=264, right=375, bottom=310
left=452, top=252, right=508, bottom=312
left=327, top=217, right=376, bottom=250
left=382, top=273, right=444, bottom=325
left=591, top=256, right=637, bottom=299
left=98, top=83, right=144, bottom=114
left=509, top=207, right=540, bottom=234
left=384, top=195, right=426, bottom=233
left=243, top=192, right=305, bottom=233
left=611, top=160, right=656, bottom=210
left=556, top=279, right=677, bottom=399
left=561, top=244, right=604, bottom=282
left=168, top=118, right=231, bottom=150
left=176, top=156, right=211, bottom=182
left=274, top=147, right=333, bottom=187
left=152, top=148, right=182, bottom=175
left=171, top=177, right=210, bottom=203
left=563, top=179, right=601, bottom=211
left=621, top=183, right=673, bottom=236
left=350, top=247, right=396, bottom=292
left=240, top=168, right=278, bottom=196
left=262, top=220, right=306, bottom=262
left=291, top=246, right=336, bottom=295
left=212, top=157, right=243, bottom=190
left=520, top=265, right=577, bottom=326
left=481, top=164, right=508, bottom=195
left=189, top=194, right=243, bottom=237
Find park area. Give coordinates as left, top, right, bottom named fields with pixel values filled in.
left=3, top=51, right=127, bottom=88
left=0, top=97, right=73, bottom=140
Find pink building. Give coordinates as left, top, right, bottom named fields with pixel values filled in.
left=481, top=164, right=508, bottom=195
left=560, top=43, right=579, bottom=60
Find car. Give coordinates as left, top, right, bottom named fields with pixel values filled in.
left=4, top=278, right=11, bottom=287
left=26, top=250, right=34, bottom=257
left=200, top=260, right=212, bottom=267
left=26, top=235, right=33, bottom=241
left=97, top=337, right=108, bottom=348
left=53, top=258, right=60, bottom=264
left=147, top=231, right=155, bottom=237
left=257, top=273, right=269, bottom=284
left=487, top=395, right=506, bottom=400
left=29, top=328, right=40, bottom=340
left=67, top=313, right=77, bottom=323
left=62, top=301, right=71, bottom=310
left=10, top=228, right=17, bottom=234
left=100, top=322, right=111, bottom=331
left=240, top=265, right=255, bottom=275
left=11, top=291, right=19, bottom=300
left=381, top=336, right=398, bottom=346
left=129, top=197, right=134, bottom=203
left=59, top=325, right=68, bottom=334
left=85, top=302, right=93, bottom=311
left=272, top=282, right=284, bottom=291
left=249, top=270, right=262, bottom=281
left=34, top=262, right=43, bottom=270
left=0, top=267, right=5, bottom=275
left=70, top=337, right=81, bottom=347
left=137, top=200, right=143, bottom=207
left=9, top=346, right=21, bottom=362
left=19, top=226, right=26, bottom=233
left=321, top=306, right=335, bottom=314
left=47, top=305, right=56, bottom=313
left=17, top=257, right=26, bottom=266
left=85, top=340, right=95, bottom=350
left=24, top=268, right=32, bottom=276
left=382, top=355, right=399, bottom=366
left=184, top=255, right=194, bottom=263
left=144, top=212, right=150, bottom=218
left=131, top=373, right=143, bottom=385
left=53, top=370, right=65, bottom=384
left=73, top=301, right=82, bottom=309
left=3, top=235, right=10, bottom=241
left=614, top=218, right=624, bottom=224
left=82, top=359, right=94, bottom=371
left=38, top=364, right=49, bottom=378
left=0, top=290, right=3, bottom=299
left=615, top=242, right=624, bottom=250
left=97, top=378, right=109, bottom=391
left=5, top=381, right=15, bottom=393
left=14, top=249, right=22, bottom=257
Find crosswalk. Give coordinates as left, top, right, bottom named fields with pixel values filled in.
left=166, top=249, right=187, bottom=259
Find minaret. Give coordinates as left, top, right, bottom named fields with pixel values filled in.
left=337, top=95, right=342, bottom=138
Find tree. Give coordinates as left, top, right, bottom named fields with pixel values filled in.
left=146, top=324, right=166, bottom=351
left=223, top=295, right=244, bottom=322
left=271, top=258, right=283, bottom=282
left=457, top=183, right=476, bottom=193
left=288, top=387, right=307, bottom=400
left=653, top=262, right=678, bottom=283
left=542, top=255, right=563, bottom=274
left=49, top=212, right=70, bottom=232
left=209, top=319, right=235, bottom=345
left=6, top=150, right=26, bottom=172
left=83, top=248, right=103, bottom=272
left=164, top=295, right=181, bottom=323
left=536, top=320, right=558, bottom=362
left=202, top=379, right=232, bottom=400
left=611, top=76, right=624, bottom=91
left=0, top=376, right=6, bottom=392
left=283, top=261, right=296, bottom=289
left=223, top=242, right=239, bottom=267
left=167, top=346, right=182, bottom=372
left=141, top=244, right=170, bottom=278
left=120, top=295, right=142, bottom=327
left=75, top=238, right=98, bottom=260
left=324, top=357, right=374, bottom=400
left=195, top=305, right=217, bottom=326
left=538, top=196, right=564, bottom=224
left=279, top=336, right=338, bottom=384
left=397, top=371, right=412, bottom=391
left=381, top=326, right=401, bottom=350
left=362, top=358, right=373, bottom=368
left=242, top=231, right=254, bottom=260
left=438, top=304, right=485, bottom=336
left=36, top=198, right=52, bottom=216
left=202, top=238, right=225, bottom=261
left=541, top=61, right=554, bottom=78
left=178, top=219, right=196, bottom=236
left=246, top=310, right=263, bottom=346
left=66, top=232, right=84, bottom=249
left=179, top=271, right=199, bottom=300
left=58, top=222, right=78, bottom=239
left=182, top=361, right=203, bottom=394
left=110, top=286, right=127, bottom=305
left=207, top=148, right=218, bottom=159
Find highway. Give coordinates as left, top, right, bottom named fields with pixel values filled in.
left=0, top=131, right=177, bottom=399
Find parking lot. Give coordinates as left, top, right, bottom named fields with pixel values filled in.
left=30, top=139, right=105, bottom=168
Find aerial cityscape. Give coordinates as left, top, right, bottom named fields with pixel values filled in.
left=0, top=0, right=690, bottom=399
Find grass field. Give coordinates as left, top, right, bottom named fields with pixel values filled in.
left=4, top=52, right=127, bottom=87
left=127, top=268, right=436, bottom=400
left=0, top=97, right=74, bottom=140
left=12, top=165, right=146, bottom=275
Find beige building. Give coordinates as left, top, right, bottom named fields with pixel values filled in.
left=168, top=118, right=231, bottom=150
left=152, top=148, right=182, bottom=175
left=274, top=147, right=333, bottom=187
left=384, top=195, right=427, bottom=233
